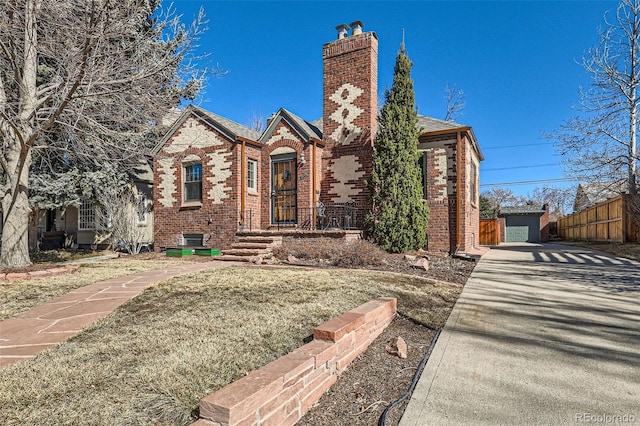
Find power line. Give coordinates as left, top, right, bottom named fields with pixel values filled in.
left=482, top=141, right=554, bottom=150
left=483, top=163, right=558, bottom=172
left=480, top=177, right=580, bottom=187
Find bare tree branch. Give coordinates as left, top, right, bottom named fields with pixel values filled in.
left=550, top=0, right=640, bottom=200
left=0, top=0, right=211, bottom=267
left=444, top=84, right=465, bottom=122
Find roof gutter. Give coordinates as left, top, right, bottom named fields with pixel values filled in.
left=455, top=131, right=462, bottom=254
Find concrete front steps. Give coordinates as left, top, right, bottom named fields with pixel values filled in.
left=219, top=234, right=283, bottom=262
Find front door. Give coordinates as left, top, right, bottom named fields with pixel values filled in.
left=271, top=157, right=297, bottom=224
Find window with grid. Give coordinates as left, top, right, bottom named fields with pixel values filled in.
left=78, top=199, right=96, bottom=230
left=184, top=163, right=202, bottom=202
left=247, top=159, right=257, bottom=191
left=470, top=161, right=477, bottom=205
left=136, top=194, right=148, bottom=225
left=418, top=151, right=427, bottom=200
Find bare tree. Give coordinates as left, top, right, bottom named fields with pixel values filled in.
left=95, top=186, right=151, bottom=255
left=481, top=187, right=521, bottom=209
left=528, top=185, right=576, bottom=217
left=246, top=110, right=265, bottom=133
left=444, top=84, right=466, bottom=122
left=0, top=0, right=206, bottom=267
left=553, top=0, right=640, bottom=198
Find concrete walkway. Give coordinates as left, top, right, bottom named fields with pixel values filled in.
left=401, top=243, right=640, bottom=425
left=0, top=260, right=227, bottom=368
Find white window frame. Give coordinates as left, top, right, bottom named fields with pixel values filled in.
left=78, top=199, right=111, bottom=231
left=470, top=161, right=478, bottom=206
left=247, top=159, right=257, bottom=192
left=78, top=199, right=96, bottom=231
left=184, top=162, right=203, bottom=203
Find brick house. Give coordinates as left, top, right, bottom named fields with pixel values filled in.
left=152, top=21, right=483, bottom=255
left=418, top=117, right=484, bottom=253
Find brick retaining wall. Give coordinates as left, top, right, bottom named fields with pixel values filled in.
left=0, top=264, right=80, bottom=281
left=193, top=297, right=397, bottom=426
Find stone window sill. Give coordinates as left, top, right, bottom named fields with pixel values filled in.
left=180, top=202, right=202, bottom=210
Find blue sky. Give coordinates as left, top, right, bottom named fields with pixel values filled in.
left=168, top=0, right=619, bottom=198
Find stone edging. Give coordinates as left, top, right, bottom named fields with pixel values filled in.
left=192, top=297, right=397, bottom=426
left=0, top=264, right=80, bottom=282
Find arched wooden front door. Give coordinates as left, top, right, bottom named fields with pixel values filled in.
left=271, top=154, right=297, bottom=224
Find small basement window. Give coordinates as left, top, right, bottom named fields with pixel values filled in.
left=183, top=234, right=203, bottom=247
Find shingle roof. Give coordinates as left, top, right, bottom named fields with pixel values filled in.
left=310, top=117, right=323, bottom=133
left=500, top=204, right=547, bottom=215
left=196, top=108, right=261, bottom=141
left=259, top=108, right=323, bottom=144
left=152, top=105, right=261, bottom=155
left=417, top=115, right=483, bottom=161
left=281, top=108, right=323, bottom=139
left=416, top=115, right=468, bottom=133
left=573, top=181, right=625, bottom=212
left=298, top=115, right=470, bottom=138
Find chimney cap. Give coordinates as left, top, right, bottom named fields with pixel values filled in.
left=349, top=20, right=364, bottom=33
left=336, top=23, right=349, bottom=39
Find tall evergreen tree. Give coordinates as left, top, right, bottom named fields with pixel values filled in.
left=366, top=46, right=429, bottom=252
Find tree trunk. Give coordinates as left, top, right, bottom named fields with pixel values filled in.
left=0, top=0, right=38, bottom=267
left=1, top=150, right=33, bottom=267
left=630, top=21, right=638, bottom=196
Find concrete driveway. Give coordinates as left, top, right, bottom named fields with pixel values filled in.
left=400, top=243, right=640, bottom=425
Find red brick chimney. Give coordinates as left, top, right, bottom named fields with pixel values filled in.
left=320, top=21, right=378, bottom=207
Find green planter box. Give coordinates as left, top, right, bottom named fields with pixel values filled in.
left=166, top=248, right=192, bottom=257
left=195, top=248, right=221, bottom=256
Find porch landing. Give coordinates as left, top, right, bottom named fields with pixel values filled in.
left=218, top=230, right=363, bottom=262
left=238, top=229, right=362, bottom=241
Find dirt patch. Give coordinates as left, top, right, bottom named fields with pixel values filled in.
left=272, top=237, right=476, bottom=285
left=299, top=315, right=435, bottom=426
left=272, top=238, right=476, bottom=425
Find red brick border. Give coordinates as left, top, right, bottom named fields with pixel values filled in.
left=194, top=297, right=397, bottom=426
left=0, top=264, right=80, bottom=282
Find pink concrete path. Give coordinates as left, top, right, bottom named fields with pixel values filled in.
left=0, top=260, right=227, bottom=368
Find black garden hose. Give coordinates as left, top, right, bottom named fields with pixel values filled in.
left=378, top=329, right=442, bottom=426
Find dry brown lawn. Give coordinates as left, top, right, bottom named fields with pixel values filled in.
left=0, top=257, right=184, bottom=320
left=0, top=266, right=461, bottom=426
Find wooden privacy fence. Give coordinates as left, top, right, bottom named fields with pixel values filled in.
left=557, top=194, right=640, bottom=243
left=479, top=218, right=501, bottom=246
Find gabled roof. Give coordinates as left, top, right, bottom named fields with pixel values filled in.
left=417, top=115, right=468, bottom=133
left=259, top=108, right=323, bottom=144
left=152, top=105, right=261, bottom=155
left=573, top=181, right=625, bottom=212
left=500, top=204, right=547, bottom=215
left=310, top=117, right=323, bottom=133
left=417, top=115, right=484, bottom=161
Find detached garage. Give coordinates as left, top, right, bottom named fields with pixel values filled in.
left=499, top=204, right=550, bottom=243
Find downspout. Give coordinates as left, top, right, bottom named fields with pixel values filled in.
left=312, top=139, right=317, bottom=225
left=455, top=131, right=462, bottom=254
left=240, top=139, right=246, bottom=225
